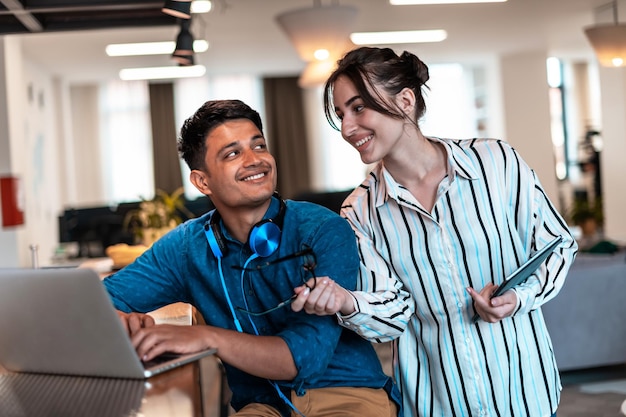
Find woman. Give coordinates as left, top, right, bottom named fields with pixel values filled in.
left=292, top=47, right=577, bottom=417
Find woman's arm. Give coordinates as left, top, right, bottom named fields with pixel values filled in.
left=293, top=207, right=415, bottom=342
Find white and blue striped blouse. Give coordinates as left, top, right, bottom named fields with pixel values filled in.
left=338, top=137, right=578, bottom=417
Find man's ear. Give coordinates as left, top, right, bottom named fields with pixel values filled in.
left=189, top=170, right=212, bottom=196
left=396, top=87, right=416, bottom=115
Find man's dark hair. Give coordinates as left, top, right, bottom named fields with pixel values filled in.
left=178, top=99, right=264, bottom=171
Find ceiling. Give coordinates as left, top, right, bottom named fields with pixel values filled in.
left=0, top=1, right=175, bottom=33
left=1, top=0, right=619, bottom=84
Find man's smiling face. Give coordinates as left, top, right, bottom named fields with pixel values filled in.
left=201, top=118, right=277, bottom=211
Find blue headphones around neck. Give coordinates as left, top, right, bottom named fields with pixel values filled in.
left=204, top=195, right=286, bottom=259
left=203, top=195, right=304, bottom=416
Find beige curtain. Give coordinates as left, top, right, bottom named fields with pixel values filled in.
left=263, top=77, right=311, bottom=199
left=148, top=82, right=183, bottom=194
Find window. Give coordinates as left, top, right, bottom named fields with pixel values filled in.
left=97, top=75, right=263, bottom=204
left=99, top=80, right=153, bottom=203
left=547, top=57, right=568, bottom=181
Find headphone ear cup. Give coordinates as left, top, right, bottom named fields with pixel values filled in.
left=204, top=213, right=227, bottom=258
left=248, top=220, right=281, bottom=258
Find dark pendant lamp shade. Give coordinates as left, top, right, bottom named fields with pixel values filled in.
left=162, top=0, right=192, bottom=19
left=172, top=19, right=195, bottom=66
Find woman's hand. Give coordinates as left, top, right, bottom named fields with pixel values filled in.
left=291, top=277, right=355, bottom=316
left=466, top=284, right=517, bottom=323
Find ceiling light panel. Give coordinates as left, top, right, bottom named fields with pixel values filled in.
left=106, top=40, right=208, bottom=56
left=390, top=0, right=506, bottom=4
left=119, top=65, right=206, bottom=81
left=191, top=0, right=212, bottom=13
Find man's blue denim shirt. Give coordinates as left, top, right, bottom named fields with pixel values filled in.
left=104, top=197, right=401, bottom=415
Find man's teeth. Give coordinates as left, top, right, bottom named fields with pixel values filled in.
left=243, top=173, right=265, bottom=181
left=355, top=135, right=372, bottom=147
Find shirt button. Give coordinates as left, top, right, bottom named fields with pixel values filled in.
left=457, top=302, right=463, bottom=308
left=465, top=337, right=471, bottom=343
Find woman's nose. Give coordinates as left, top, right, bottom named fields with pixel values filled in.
left=341, top=116, right=357, bottom=138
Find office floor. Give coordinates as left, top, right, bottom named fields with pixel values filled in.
left=559, top=365, right=626, bottom=417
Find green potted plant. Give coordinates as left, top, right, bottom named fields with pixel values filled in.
left=123, top=187, right=194, bottom=246
left=567, top=197, right=603, bottom=237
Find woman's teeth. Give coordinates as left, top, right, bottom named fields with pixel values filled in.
left=355, top=135, right=372, bottom=147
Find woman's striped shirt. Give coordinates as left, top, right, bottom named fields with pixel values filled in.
left=338, top=137, right=578, bottom=417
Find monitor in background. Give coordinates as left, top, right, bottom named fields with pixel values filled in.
left=58, top=205, right=136, bottom=258
left=58, top=197, right=214, bottom=258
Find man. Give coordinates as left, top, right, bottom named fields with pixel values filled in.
left=103, top=99, right=400, bottom=417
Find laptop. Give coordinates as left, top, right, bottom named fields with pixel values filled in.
left=0, top=268, right=216, bottom=379
left=0, top=372, right=145, bottom=417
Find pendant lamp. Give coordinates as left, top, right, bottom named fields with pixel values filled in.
left=275, top=2, right=358, bottom=88
left=584, top=0, right=626, bottom=67
left=172, top=19, right=195, bottom=66
left=162, top=0, right=192, bottom=19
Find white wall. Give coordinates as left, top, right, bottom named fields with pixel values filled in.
left=21, top=60, right=64, bottom=268
left=598, top=66, right=626, bottom=244
left=0, top=37, right=63, bottom=268
left=0, top=38, right=20, bottom=267
left=500, top=50, right=559, bottom=204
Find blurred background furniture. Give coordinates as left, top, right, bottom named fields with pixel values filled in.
left=57, top=196, right=214, bottom=258
left=543, top=252, right=626, bottom=371
left=56, top=190, right=352, bottom=260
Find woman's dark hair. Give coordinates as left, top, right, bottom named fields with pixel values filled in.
left=323, top=46, right=430, bottom=130
left=177, top=99, right=263, bottom=171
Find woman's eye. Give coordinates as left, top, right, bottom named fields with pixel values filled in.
left=354, top=104, right=364, bottom=113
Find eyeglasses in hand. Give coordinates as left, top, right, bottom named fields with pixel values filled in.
left=232, top=247, right=317, bottom=316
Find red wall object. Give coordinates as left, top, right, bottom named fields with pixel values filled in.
left=0, top=176, right=25, bottom=227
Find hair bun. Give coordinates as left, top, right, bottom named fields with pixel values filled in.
left=400, top=51, right=430, bottom=86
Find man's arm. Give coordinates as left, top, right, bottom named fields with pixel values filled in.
left=129, top=324, right=297, bottom=380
